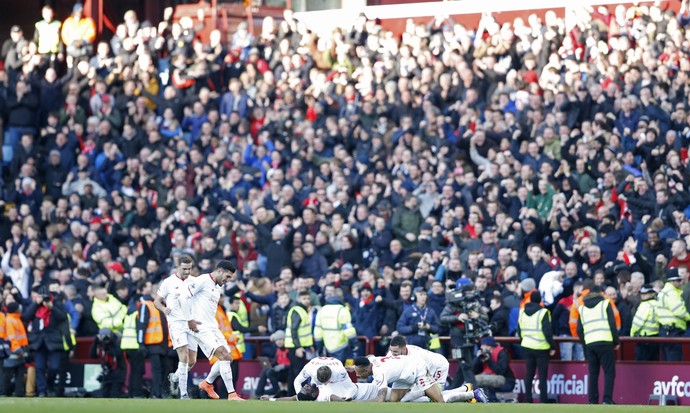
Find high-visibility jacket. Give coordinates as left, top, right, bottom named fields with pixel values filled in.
left=631, top=299, right=659, bottom=337
left=5, top=313, right=28, bottom=353
left=657, top=282, right=690, bottom=330
left=569, top=289, right=621, bottom=337
left=428, top=334, right=441, bottom=350
left=121, top=312, right=139, bottom=350
left=0, top=312, right=6, bottom=341
left=228, top=311, right=247, bottom=353
left=313, top=303, right=356, bottom=352
left=285, top=305, right=313, bottom=349
left=62, top=314, right=77, bottom=351
left=139, top=301, right=163, bottom=345
left=215, top=305, right=242, bottom=361
left=60, top=16, right=95, bottom=46
left=579, top=300, right=613, bottom=345
left=92, top=294, right=127, bottom=332
left=519, top=308, right=550, bottom=350
left=35, top=19, right=61, bottom=54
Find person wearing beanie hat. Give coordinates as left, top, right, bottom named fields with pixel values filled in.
left=517, top=290, right=555, bottom=403
left=576, top=284, right=619, bottom=404
left=255, top=330, right=290, bottom=398
left=630, top=284, right=660, bottom=361
left=472, top=335, right=516, bottom=402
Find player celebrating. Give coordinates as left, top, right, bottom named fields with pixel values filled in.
left=293, top=357, right=350, bottom=395
left=353, top=355, right=443, bottom=402
left=387, top=336, right=449, bottom=386
left=180, top=260, right=245, bottom=401
left=154, top=254, right=198, bottom=399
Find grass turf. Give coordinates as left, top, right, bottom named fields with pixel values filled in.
left=0, top=398, right=686, bottom=413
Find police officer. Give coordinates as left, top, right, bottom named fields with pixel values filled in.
left=657, top=273, right=690, bottom=361
left=630, top=284, right=660, bottom=361
left=518, top=291, right=555, bottom=404
left=314, top=294, right=358, bottom=362
left=285, top=291, right=313, bottom=396
left=577, top=286, right=619, bottom=405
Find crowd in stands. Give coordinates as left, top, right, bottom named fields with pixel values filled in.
left=1, top=0, right=690, bottom=398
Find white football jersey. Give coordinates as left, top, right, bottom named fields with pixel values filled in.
left=294, top=357, right=349, bottom=394
left=370, top=355, right=425, bottom=390
left=387, top=345, right=448, bottom=379
left=183, top=273, right=222, bottom=327
left=156, top=274, right=188, bottom=323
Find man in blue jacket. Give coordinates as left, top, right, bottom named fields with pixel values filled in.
left=396, top=287, right=440, bottom=349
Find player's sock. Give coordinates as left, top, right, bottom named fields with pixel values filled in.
left=178, top=362, right=188, bottom=397
left=442, top=388, right=474, bottom=403
left=205, top=361, right=221, bottom=384
left=219, top=360, right=235, bottom=393
left=400, top=389, right=426, bottom=402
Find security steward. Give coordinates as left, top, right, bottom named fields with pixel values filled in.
left=285, top=291, right=314, bottom=396
left=121, top=281, right=146, bottom=398
left=314, top=295, right=359, bottom=362
left=630, top=284, right=660, bottom=361
left=3, top=302, right=29, bottom=397
left=517, top=291, right=555, bottom=404
left=214, top=303, right=242, bottom=394
left=656, top=273, right=690, bottom=361
left=228, top=295, right=268, bottom=359
left=577, top=286, right=619, bottom=405
left=135, top=281, right=167, bottom=398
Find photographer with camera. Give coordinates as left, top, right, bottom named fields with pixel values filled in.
left=21, top=285, right=69, bottom=397
left=90, top=328, right=126, bottom=398
left=440, top=278, right=489, bottom=388
left=472, top=336, right=516, bottom=402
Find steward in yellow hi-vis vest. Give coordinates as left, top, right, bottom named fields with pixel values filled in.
left=577, top=286, right=619, bottom=405
left=314, top=297, right=358, bottom=362
left=517, top=291, right=555, bottom=404
left=656, top=273, right=690, bottom=361
left=631, top=284, right=660, bottom=361
left=285, top=291, right=313, bottom=396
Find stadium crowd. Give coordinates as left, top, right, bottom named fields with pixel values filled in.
left=0, top=0, right=690, bottom=400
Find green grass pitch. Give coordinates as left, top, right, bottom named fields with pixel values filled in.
left=0, top=398, right=686, bottom=413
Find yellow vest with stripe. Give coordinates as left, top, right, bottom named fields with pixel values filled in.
left=120, top=312, right=139, bottom=350
left=313, top=304, right=356, bottom=352
left=428, top=334, right=441, bottom=350
left=519, top=308, right=550, bottom=350
left=579, top=300, right=613, bottom=345
left=92, top=294, right=127, bottom=333
left=285, top=305, right=313, bottom=348
left=35, top=20, right=61, bottom=54
left=62, top=314, right=77, bottom=351
left=631, top=299, right=659, bottom=337
left=228, top=311, right=246, bottom=353
left=657, top=282, right=690, bottom=330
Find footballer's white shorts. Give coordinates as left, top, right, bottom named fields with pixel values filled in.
left=430, top=362, right=449, bottom=385
left=353, top=383, right=382, bottom=401
left=392, top=369, right=435, bottom=391
left=191, top=327, right=227, bottom=358
left=169, top=320, right=199, bottom=351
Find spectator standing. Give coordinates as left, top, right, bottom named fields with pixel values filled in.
left=61, top=3, right=96, bottom=59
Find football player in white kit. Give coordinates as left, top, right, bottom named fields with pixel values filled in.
left=387, top=335, right=449, bottom=385
left=386, top=336, right=487, bottom=403
left=292, top=357, right=349, bottom=395
left=180, top=260, right=245, bottom=401
left=154, top=254, right=198, bottom=399
left=353, top=355, right=444, bottom=402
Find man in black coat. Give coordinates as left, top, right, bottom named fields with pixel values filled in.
left=21, top=286, right=69, bottom=397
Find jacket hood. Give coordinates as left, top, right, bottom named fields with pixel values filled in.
left=582, top=292, right=604, bottom=308
left=325, top=297, right=344, bottom=306
left=523, top=302, right=543, bottom=316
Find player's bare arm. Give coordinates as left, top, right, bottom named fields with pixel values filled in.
left=154, top=293, right=170, bottom=315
